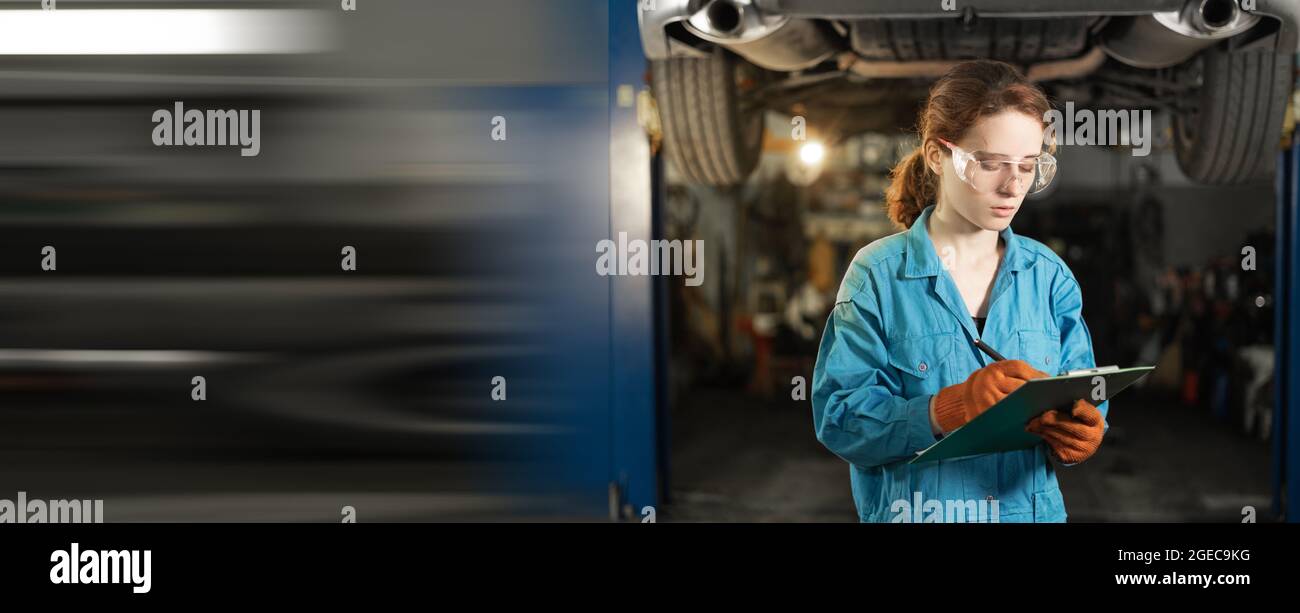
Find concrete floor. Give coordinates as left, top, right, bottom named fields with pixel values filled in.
left=663, top=386, right=1274, bottom=522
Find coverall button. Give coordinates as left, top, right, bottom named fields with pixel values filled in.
left=918, top=361, right=927, bottom=372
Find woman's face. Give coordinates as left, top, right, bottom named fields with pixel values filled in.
left=927, top=110, right=1045, bottom=231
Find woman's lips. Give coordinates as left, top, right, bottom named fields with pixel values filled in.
left=991, top=206, right=1016, bottom=218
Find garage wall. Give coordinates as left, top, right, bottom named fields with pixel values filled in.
left=1051, top=115, right=1276, bottom=267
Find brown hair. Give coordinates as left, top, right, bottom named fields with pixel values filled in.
left=885, top=60, right=1051, bottom=230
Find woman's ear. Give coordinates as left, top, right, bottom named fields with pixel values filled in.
left=923, top=139, right=944, bottom=175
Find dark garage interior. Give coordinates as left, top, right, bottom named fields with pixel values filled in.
left=0, top=0, right=1297, bottom=527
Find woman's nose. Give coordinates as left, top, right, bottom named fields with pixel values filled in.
left=996, top=171, right=1026, bottom=196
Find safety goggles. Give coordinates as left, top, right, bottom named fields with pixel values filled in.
left=938, top=138, right=1057, bottom=195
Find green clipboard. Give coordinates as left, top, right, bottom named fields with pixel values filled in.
left=909, top=365, right=1155, bottom=464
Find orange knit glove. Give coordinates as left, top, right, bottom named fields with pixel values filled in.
left=1025, top=399, right=1105, bottom=464
left=932, top=360, right=1048, bottom=433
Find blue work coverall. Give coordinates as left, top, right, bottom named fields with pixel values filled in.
left=811, top=204, right=1106, bottom=522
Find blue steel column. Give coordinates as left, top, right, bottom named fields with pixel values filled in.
left=608, top=0, right=659, bottom=517
left=1277, top=131, right=1300, bottom=522
left=1273, top=140, right=1289, bottom=519
left=1291, top=142, right=1300, bottom=522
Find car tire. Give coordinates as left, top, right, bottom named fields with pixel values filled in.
left=1174, top=46, right=1293, bottom=184
left=651, top=47, right=765, bottom=186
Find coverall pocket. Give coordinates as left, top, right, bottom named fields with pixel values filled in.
left=1031, top=486, right=1067, bottom=523
left=1017, top=329, right=1062, bottom=375
left=887, top=332, right=955, bottom=395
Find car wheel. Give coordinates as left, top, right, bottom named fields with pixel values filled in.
left=651, top=47, right=766, bottom=186
left=1174, top=46, right=1293, bottom=184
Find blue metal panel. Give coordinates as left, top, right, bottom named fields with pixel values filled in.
left=608, top=0, right=659, bottom=517
left=1273, top=142, right=1289, bottom=519
left=1278, top=135, right=1300, bottom=522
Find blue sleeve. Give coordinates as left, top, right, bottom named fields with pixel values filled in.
left=811, top=281, right=940, bottom=469
left=1051, top=269, right=1108, bottom=464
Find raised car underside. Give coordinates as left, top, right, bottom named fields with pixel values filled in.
left=639, top=0, right=1299, bottom=185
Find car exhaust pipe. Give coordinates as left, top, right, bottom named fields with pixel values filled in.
left=683, top=0, right=837, bottom=72
left=1099, top=0, right=1261, bottom=69
left=694, top=0, right=745, bottom=37
left=1193, top=0, right=1244, bottom=33
left=839, top=47, right=1108, bottom=83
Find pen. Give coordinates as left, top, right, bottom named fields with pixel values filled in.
left=973, top=337, right=1008, bottom=362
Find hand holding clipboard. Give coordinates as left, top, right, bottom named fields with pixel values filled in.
left=912, top=335, right=1153, bottom=464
